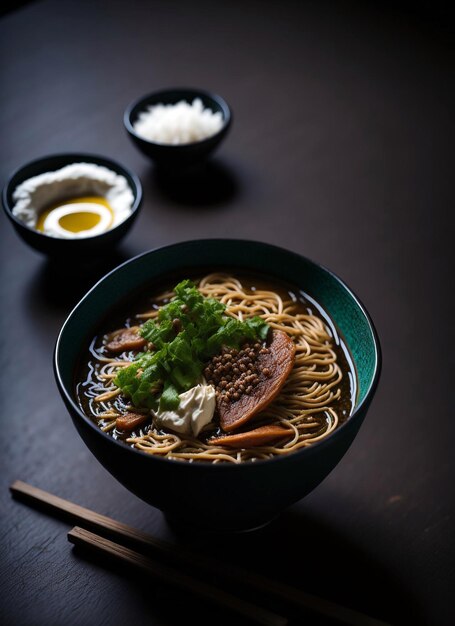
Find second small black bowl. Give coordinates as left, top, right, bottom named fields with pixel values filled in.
left=124, top=87, right=232, bottom=169
left=2, top=153, right=142, bottom=259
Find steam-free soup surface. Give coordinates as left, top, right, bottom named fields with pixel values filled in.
left=76, top=273, right=356, bottom=464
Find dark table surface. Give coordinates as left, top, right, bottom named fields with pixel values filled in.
left=1, top=2, right=453, bottom=625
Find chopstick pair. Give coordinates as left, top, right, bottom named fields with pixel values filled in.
left=10, top=480, right=389, bottom=626
left=68, top=526, right=285, bottom=626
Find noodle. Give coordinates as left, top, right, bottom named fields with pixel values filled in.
left=77, top=273, right=353, bottom=463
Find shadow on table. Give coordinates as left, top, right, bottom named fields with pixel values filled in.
left=24, top=247, right=133, bottom=314
left=70, top=501, right=425, bottom=626
left=163, top=503, right=424, bottom=626
left=150, top=158, right=239, bottom=208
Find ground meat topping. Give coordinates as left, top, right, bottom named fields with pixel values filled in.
left=204, top=342, right=269, bottom=404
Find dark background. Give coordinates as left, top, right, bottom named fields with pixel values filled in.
left=1, top=1, right=454, bottom=625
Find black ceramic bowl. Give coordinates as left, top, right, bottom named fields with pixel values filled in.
left=54, top=240, right=381, bottom=532
left=124, top=88, right=232, bottom=168
left=2, top=153, right=142, bottom=258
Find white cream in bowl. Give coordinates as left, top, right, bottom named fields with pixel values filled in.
left=11, top=162, right=135, bottom=239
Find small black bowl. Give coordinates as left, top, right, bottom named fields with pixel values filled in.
left=124, top=87, right=232, bottom=169
left=2, top=153, right=142, bottom=258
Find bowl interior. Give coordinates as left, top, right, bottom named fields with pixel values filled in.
left=3, top=152, right=142, bottom=235
left=57, top=240, right=379, bottom=427
left=125, top=88, right=231, bottom=143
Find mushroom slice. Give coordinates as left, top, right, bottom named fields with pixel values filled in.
left=105, top=328, right=146, bottom=353
left=209, top=424, right=292, bottom=448
left=116, top=411, right=149, bottom=432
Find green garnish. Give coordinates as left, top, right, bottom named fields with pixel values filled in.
left=114, top=280, right=269, bottom=411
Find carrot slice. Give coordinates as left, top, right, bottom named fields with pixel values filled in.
left=218, top=330, right=296, bottom=432
left=116, top=411, right=149, bottom=432
left=209, top=424, right=292, bottom=449
left=105, top=328, right=146, bottom=353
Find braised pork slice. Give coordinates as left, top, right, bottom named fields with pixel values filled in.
left=218, top=330, right=295, bottom=432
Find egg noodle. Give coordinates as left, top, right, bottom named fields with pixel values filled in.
left=81, top=274, right=347, bottom=463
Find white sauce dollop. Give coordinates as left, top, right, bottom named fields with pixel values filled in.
left=11, top=162, right=134, bottom=235
left=154, top=384, right=216, bottom=437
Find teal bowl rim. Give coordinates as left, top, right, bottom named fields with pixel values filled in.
left=123, top=87, right=232, bottom=149
left=54, top=239, right=382, bottom=471
left=2, top=151, right=143, bottom=240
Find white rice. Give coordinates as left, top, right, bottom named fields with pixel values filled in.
left=133, top=98, right=223, bottom=145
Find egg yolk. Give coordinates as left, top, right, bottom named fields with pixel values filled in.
left=36, top=196, right=114, bottom=235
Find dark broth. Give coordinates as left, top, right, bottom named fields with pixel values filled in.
left=76, top=273, right=357, bottom=447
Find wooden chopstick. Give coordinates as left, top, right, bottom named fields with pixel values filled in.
left=68, top=526, right=286, bottom=626
left=11, top=480, right=390, bottom=626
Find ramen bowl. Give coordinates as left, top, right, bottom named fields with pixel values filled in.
left=54, top=239, right=381, bottom=532
left=2, top=153, right=142, bottom=258
left=124, top=87, right=232, bottom=169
